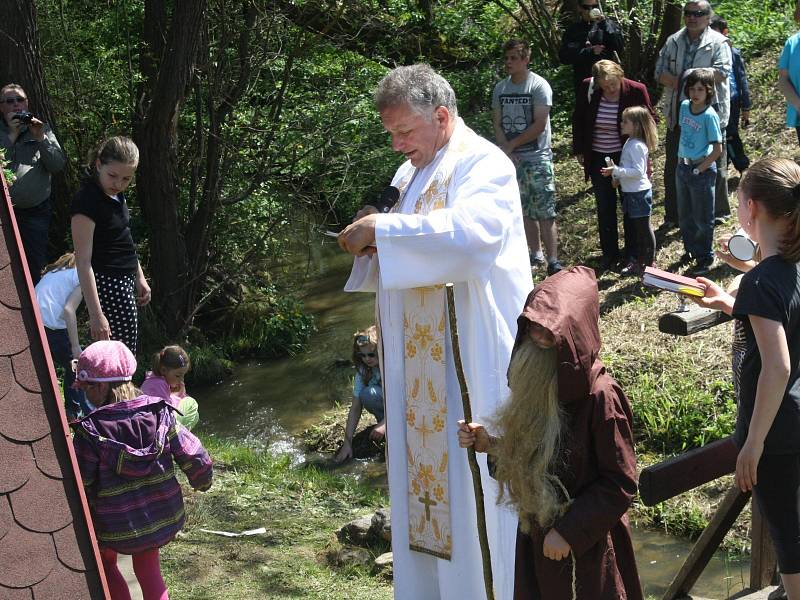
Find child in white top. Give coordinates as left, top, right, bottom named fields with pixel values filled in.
left=601, top=105, right=659, bottom=275
left=34, top=252, right=92, bottom=418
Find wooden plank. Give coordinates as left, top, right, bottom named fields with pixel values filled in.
left=663, top=486, right=750, bottom=600
left=749, top=496, right=778, bottom=590
left=659, top=307, right=732, bottom=336
left=639, top=437, right=738, bottom=506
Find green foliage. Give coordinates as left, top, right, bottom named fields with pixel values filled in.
left=216, top=283, right=316, bottom=359
left=715, top=0, right=796, bottom=56
left=183, top=343, right=234, bottom=387
left=628, top=371, right=736, bottom=454
left=634, top=497, right=710, bottom=540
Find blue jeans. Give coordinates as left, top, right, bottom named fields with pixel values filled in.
left=45, top=327, right=92, bottom=418
left=13, top=198, right=51, bottom=286
left=676, top=162, right=716, bottom=260
left=359, top=385, right=384, bottom=423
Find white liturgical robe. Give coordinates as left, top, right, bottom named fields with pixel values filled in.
left=345, top=118, right=533, bottom=600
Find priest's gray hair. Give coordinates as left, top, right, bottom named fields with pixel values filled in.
left=374, top=64, right=458, bottom=120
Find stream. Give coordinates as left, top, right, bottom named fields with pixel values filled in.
left=195, top=229, right=750, bottom=599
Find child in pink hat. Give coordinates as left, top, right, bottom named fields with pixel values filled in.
left=71, top=340, right=213, bottom=600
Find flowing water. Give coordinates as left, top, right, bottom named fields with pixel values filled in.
left=195, top=231, right=750, bottom=599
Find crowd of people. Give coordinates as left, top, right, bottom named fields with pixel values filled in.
left=333, top=1, right=800, bottom=598
left=4, top=0, right=800, bottom=597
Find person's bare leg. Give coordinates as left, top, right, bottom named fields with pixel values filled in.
left=523, top=217, right=542, bottom=257
left=781, top=572, right=800, bottom=599
left=539, top=218, right=558, bottom=261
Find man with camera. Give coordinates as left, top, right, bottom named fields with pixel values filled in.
left=558, top=0, right=624, bottom=92
left=0, top=83, right=66, bottom=284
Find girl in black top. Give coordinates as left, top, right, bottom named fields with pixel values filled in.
left=694, top=157, right=800, bottom=595
left=70, top=136, right=150, bottom=352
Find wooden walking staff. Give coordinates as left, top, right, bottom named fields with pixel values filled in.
left=445, top=284, right=495, bottom=600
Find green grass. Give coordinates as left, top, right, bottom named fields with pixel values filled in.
left=161, top=438, right=391, bottom=600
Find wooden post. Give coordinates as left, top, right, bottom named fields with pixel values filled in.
left=749, top=495, right=778, bottom=590
left=662, top=486, right=750, bottom=600
left=658, top=307, right=732, bottom=336
left=639, top=437, right=738, bottom=506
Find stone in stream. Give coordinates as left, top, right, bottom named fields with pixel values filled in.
left=337, top=515, right=374, bottom=546
left=373, top=552, right=393, bottom=578
left=338, top=508, right=392, bottom=547
left=327, top=546, right=373, bottom=569
left=371, top=507, right=391, bottom=542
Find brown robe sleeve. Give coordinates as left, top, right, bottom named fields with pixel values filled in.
left=551, top=382, right=638, bottom=557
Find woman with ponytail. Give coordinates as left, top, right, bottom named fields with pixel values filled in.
left=694, top=157, right=800, bottom=598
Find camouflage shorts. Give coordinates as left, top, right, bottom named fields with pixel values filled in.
left=517, top=159, right=557, bottom=220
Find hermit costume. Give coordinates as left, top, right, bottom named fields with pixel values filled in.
left=345, top=117, right=532, bottom=599
left=511, top=266, right=643, bottom=600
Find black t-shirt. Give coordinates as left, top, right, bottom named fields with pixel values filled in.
left=732, top=255, right=800, bottom=454
left=70, top=179, right=138, bottom=276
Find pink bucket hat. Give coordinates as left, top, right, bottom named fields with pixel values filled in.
left=73, top=341, right=136, bottom=386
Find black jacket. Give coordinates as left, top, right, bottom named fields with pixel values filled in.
left=559, top=18, right=624, bottom=90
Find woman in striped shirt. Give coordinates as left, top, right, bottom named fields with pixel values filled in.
left=572, top=60, right=657, bottom=272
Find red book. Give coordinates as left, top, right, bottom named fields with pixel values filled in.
left=642, top=266, right=706, bottom=297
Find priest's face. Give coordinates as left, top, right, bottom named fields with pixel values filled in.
left=380, top=103, right=448, bottom=168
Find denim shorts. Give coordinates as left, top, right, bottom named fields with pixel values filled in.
left=517, top=159, right=557, bottom=220
left=621, top=188, right=653, bottom=219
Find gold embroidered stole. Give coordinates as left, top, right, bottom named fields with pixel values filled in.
left=399, top=127, right=469, bottom=560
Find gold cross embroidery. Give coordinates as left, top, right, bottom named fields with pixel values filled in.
left=418, top=490, right=438, bottom=521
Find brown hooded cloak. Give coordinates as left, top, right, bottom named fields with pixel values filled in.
left=511, top=266, right=642, bottom=600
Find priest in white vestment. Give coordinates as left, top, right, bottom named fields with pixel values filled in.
left=338, top=64, right=533, bottom=600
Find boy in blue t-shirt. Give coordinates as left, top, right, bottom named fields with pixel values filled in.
left=778, top=1, right=800, bottom=146
left=676, top=68, right=723, bottom=275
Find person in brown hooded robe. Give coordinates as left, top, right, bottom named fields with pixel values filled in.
left=458, top=266, right=642, bottom=600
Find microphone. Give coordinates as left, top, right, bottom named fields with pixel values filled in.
left=373, top=186, right=400, bottom=213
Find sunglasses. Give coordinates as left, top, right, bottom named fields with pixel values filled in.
left=683, top=9, right=709, bottom=17
left=3, top=97, right=26, bottom=104
left=358, top=352, right=377, bottom=359
left=581, top=3, right=598, bottom=8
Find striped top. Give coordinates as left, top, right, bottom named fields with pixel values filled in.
left=71, top=396, right=213, bottom=554
left=592, top=98, right=622, bottom=153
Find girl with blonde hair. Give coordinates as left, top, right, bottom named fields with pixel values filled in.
left=601, top=105, right=659, bottom=274
left=335, top=325, right=384, bottom=463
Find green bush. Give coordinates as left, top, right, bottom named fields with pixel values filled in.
left=219, top=286, right=316, bottom=359
left=716, top=0, right=796, bottom=56
left=628, top=372, right=736, bottom=454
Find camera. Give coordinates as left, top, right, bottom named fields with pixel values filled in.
left=13, top=111, right=34, bottom=125
left=588, top=22, right=606, bottom=46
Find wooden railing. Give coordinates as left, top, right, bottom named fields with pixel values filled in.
left=637, top=307, right=777, bottom=599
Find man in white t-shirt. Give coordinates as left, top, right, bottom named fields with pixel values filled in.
left=492, top=40, right=562, bottom=275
